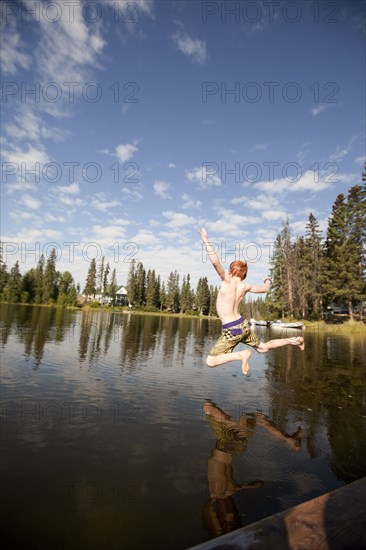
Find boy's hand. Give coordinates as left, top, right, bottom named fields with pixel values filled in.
left=199, top=227, right=209, bottom=242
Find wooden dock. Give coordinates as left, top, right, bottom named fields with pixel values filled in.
left=190, top=477, right=366, bottom=550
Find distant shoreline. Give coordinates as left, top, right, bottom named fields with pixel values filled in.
left=1, top=301, right=365, bottom=334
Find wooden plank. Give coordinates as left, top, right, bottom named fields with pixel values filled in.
left=190, top=477, right=366, bottom=550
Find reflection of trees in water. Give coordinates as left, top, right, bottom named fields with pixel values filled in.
left=264, top=331, right=366, bottom=482
left=78, top=311, right=124, bottom=366
left=118, top=314, right=200, bottom=369
left=0, top=305, right=76, bottom=368
left=119, top=314, right=157, bottom=367
left=0, top=303, right=14, bottom=347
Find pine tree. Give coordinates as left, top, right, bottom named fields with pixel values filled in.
left=209, top=284, right=218, bottom=316
left=21, top=268, right=37, bottom=303
left=84, top=258, right=97, bottom=299
left=323, top=194, right=348, bottom=307
left=97, top=256, right=105, bottom=293
left=103, top=262, right=110, bottom=302
left=146, top=269, right=157, bottom=308
left=180, top=274, right=193, bottom=313
left=126, top=259, right=138, bottom=305
left=159, top=281, right=167, bottom=310
left=136, top=262, right=146, bottom=306
left=304, top=213, right=324, bottom=318
left=166, top=271, right=180, bottom=312
left=268, top=233, right=287, bottom=318
left=43, top=248, right=58, bottom=303
left=293, top=236, right=308, bottom=319
left=343, top=184, right=366, bottom=315
left=5, top=261, right=22, bottom=302
left=0, top=250, right=9, bottom=300
left=110, top=268, right=118, bottom=305
left=322, top=185, right=366, bottom=316
left=155, top=274, right=161, bottom=309
left=34, top=255, right=45, bottom=304
left=196, top=276, right=210, bottom=315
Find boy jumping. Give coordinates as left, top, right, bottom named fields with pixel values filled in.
left=200, top=228, right=304, bottom=375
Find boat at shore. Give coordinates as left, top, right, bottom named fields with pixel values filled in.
left=271, top=320, right=305, bottom=330
left=249, top=319, right=271, bottom=327
left=249, top=319, right=305, bottom=330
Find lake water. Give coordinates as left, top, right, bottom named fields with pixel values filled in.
left=1, top=305, right=365, bottom=549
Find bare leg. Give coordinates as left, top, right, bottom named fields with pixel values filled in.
left=255, top=414, right=303, bottom=450
left=206, top=349, right=252, bottom=375
left=256, top=336, right=304, bottom=353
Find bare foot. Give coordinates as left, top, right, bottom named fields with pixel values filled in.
left=241, top=350, right=252, bottom=375
left=286, top=426, right=303, bottom=450
left=296, top=336, right=305, bottom=351
left=289, top=336, right=305, bottom=351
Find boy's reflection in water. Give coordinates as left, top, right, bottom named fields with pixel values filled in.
left=203, top=400, right=303, bottom=538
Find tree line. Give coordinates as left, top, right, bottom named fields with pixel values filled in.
left=124, top=260, right=218, bottom=315
left=1, top=172, right=364, bottom=318
left=0, top=249, right=79, bottom=307
left=267, top=179, right=365, bottom=320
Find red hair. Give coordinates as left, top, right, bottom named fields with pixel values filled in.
left=229, top=260, right=248, bottom=280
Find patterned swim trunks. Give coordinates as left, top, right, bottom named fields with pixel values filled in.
left=209, top=316, right=260, bottom=356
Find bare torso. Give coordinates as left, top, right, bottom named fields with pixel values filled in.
left=216, top=277, right=248, bottom=324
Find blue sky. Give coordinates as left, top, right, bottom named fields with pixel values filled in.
left=1, top=0, right=365, bottom=288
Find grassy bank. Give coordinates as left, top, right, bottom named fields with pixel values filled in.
left=302, top=319, right=366, bottom=336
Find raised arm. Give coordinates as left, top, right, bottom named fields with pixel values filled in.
left=200, top=228, right=227, bottom=281
left=246, top=277, right=272, bottom=294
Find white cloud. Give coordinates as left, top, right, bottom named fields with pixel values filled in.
left=130, top=230, right=160, bottom=246
left=262, top=209, right=288, bottom=221
left=231, top=194, right=280, bottom=210
left=186, top=166, right=222, bottom=188
left=20, top=194, right=41, bottom=210
left=110, top=218, right=133, bottom=226
left=56, top=183, right=80, bottom=195
left=159, top=231, right=191, bottom=244
left=0, top=16, right=31, bottom=75
left=2, top=143, right=49, bottom=168
left=254, top=170, right=358, bottom=194
left=10, top=210, right=40, bottom=223
left=116, top=142, right=138, bottom=162
left=91, top=224, right=127, bottom=241
left=163, top=211, right=196, bottom=228
left=311, top=105, right=328, bottom=116
left=154, top=180, right=171, bottom=199
left=205, top=208, right=259, bottom=237
left=329, top=146, right=350, bottom=163
left=5, top=106, right=67, bottom=143
left=45, top=214, right=66, bottom=223
left=105, top=0, right=154, bottom=17
left=91, top=199, right=121, bottom=212
left=329, top=134, right=360, bottom=162
left=6, top=181, right=37, bottom=194
left=290, top=220, right=308, bottom=235
left=168, top=163, right=176, bottom=168
left=171, top=31, right=207, bottom=64
left=336, top=173, right=360, bottom=184
left=355, top=156, right=365, bottom=166
left=252, top=143, right=269, bottom=151
left=122, top=187, right=143, bottom=200
left=181, top=193, right=202, bottom=210
left=32, top=0, right=106, bottom=84
left=59, top=196, right=84, bottom=207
